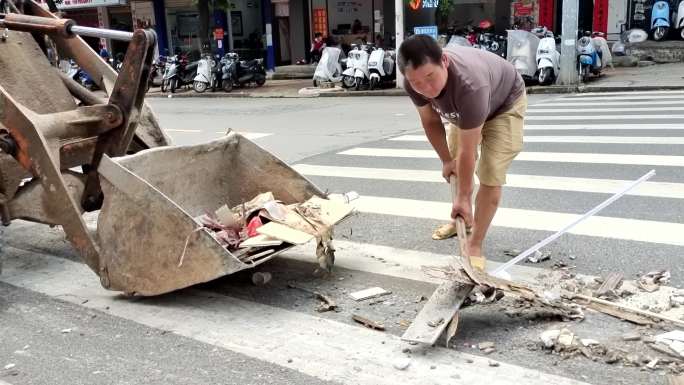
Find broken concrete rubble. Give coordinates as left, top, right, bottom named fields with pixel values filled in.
left=637, top=270, right=671, bottom=293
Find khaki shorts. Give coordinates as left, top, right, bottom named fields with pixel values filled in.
left=447, top=92, right=526, bottom=186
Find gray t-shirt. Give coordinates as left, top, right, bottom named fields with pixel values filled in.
left=405, top=46, right=524, bottom=129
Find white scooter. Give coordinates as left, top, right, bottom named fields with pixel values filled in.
left=368, top=47, right=395, bottom=90
left=506, top=30, right=540, bottom=83
left=677, top=0, right=684, bottom=39
left=193, top=53, right=216, bottom=93
left=313, top=47, right=344, bottom=86
left=341, top=44, right=370, bottom=90
left=532, top=27, right=560, bottom=85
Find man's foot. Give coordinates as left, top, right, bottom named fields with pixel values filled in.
left=431, top=222, right=471, bottom=240
left=468, top=255, right=487, bottom=271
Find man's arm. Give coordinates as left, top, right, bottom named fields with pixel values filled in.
left=417, top=105, right=454, bottom=179
left=455, top=125, right=481, bottom=198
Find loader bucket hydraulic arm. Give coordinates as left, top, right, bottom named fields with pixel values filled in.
left=0, top=7, right=157, bottom=279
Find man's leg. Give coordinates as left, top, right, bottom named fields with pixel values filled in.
left=470, top=92, right=526, bottom=257
left=467, top=184, right=501, bottom=257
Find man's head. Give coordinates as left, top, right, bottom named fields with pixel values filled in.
left=398, top=34, right=449, bottom=99
left=314, top=32, right=323, bottom=41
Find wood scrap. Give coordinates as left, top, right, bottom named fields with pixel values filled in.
left=584, top=301, right=653, bottom=326
left=573, top=294, right=684, bottom=328
left=594, top=272, right=623, bottom=298
left=286, top=283, right=337, bottom=312
left=649, top=343, right=684, bottom=361
left=352, top=314, right=385, bottom=331
left=445, top=313, right=460, bottom=348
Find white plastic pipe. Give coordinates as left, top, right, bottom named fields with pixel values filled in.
left=492, top=169, right=656, bottom=275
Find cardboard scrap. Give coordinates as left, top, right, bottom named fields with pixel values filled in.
left=239, top=234, right=283, bottom=248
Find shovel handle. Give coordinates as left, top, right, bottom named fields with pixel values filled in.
left=449, top=175, right=470, bottom=260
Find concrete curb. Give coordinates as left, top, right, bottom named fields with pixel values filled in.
left=145, top=83, right=684, bottom=99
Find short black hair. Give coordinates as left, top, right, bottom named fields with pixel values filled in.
left=398, top=34, right=442, bottom=74
left=315, top=32, right=323, bottom=38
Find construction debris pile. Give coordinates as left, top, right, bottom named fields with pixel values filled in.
left=194, top=192, right=353, bottom=270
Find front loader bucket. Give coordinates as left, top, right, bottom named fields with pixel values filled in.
left=96, top=132, right=324, bottom=296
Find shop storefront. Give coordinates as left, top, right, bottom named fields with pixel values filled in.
left=309, top=0, right=390, bottom=46
left=164, top=0, right=264, bottom=59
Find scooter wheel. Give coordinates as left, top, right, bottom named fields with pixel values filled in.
left=681, top=29, right=684, bottom=39
left=342, top=75, right=356, bottom=89
left=170, top=78, right=178, bottom=93
left=193, top=81, right=208, bottom=93
left=313, top=78, right=319, bottom=87
left=369, top=77, right=380, bottom=90
left=222, top=79, right=233, bottom=92
left=354, top=77, right=365, bottom=91
left=653, top=26, right=667, bottom=41
left=255, top=75, right=266, bottom=87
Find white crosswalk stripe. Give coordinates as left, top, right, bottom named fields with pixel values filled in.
left=525, top=114, right=684, bottom=121
left=390, top=134, right=684, bottom=144
left=293, top=164, right=684, bottom=199
left=537, top=101, right=684, bottom=107
left=339, top=147, right=684, bottom=167
left=524, top=123, right=684, bottom=130
left=527, top=106, right=684, bottom=113
left=352, top=196, right=684, bottom=246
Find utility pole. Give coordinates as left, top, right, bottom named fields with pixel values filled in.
left=395, top=0, right=404, bottom=88
left=559, top=0, right=579, bottom=85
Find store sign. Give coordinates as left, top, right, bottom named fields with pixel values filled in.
left=57, top=0, right=127, bottom=10
left=408, top=0, right=439, bottom=11
left=413, top=25, right=438, bottom=39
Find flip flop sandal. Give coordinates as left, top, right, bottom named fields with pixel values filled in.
left=431, top=222, right=472, bottom=240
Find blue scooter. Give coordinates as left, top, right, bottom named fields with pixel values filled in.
left=651, top=0, right=671, bottom=41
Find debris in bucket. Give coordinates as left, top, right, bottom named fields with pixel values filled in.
left=637, top=270, right=670, bottom=293
left=194, top=192, right=353, bottom=268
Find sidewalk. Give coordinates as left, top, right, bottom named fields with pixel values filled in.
left=145, top=62, right=684, bottom=99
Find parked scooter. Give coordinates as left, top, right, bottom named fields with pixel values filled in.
left=341, top=44, right=370, bottom=90
left=506, top=30, right=539, bottom=83
left=368, top=47, right=396, bottom=89
left=651, top=0, right=671, bottom=40
left=218, top=52, right=267, bottom=92
left=163, top=54, right=198, bottom=93
left=677, top=0, right=684, bottom=39
left=149, top=55, right=167, bottom=88
left=313, top=46, right=344, bottom=86
left=193, top=53, right=218, bottom=93
left=532, top=27, right=560, bottom=85
left=576, top=31, right=604, bottom=82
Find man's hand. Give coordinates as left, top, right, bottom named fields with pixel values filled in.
left=452, top=195, right=474, bottom=227
left=442, top=159, right=458, bottom=182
